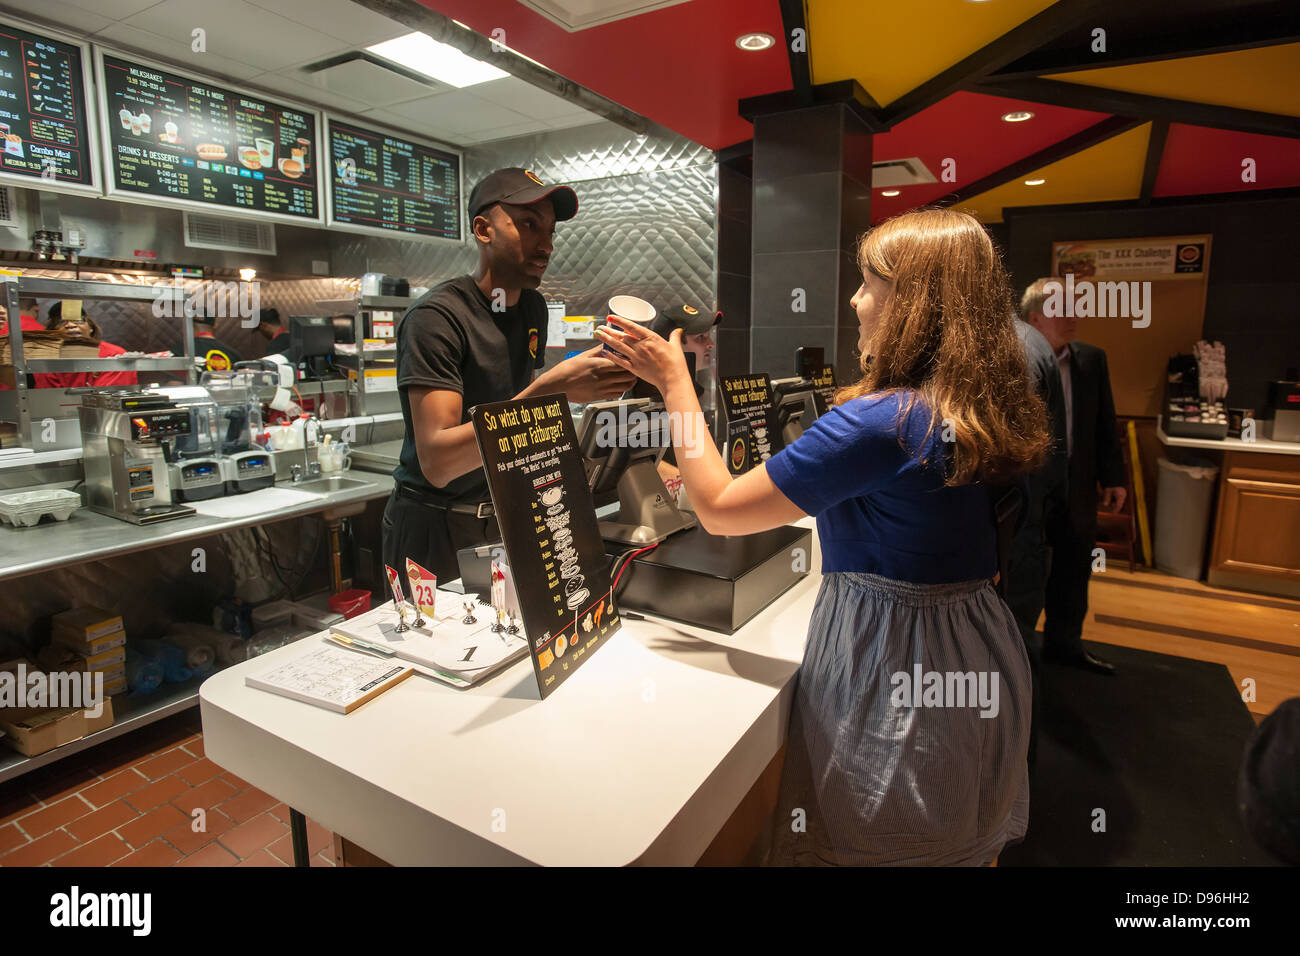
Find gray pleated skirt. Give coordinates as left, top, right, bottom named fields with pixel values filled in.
left=767, top=572, right=1031, bottom=866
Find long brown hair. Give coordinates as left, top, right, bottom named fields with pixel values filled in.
left=835, top=207, right=1048, bottom=486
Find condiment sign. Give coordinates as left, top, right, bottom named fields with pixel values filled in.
left=719, top=373, right=780, bottom=473
left=0, top=17, right=97, bottom=194
left=472, top=394, right=621, bottom=699
left=97, top=50, right=321, bottom=224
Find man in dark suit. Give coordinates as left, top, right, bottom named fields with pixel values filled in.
left=1025, top=278, right=1127, bottom=675
left=1007, top=304, right=1070, bottom=764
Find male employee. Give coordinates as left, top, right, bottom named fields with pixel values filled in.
left=383, top=168, right=637, bottom=580
left=172, top=314, right=243, bottom=372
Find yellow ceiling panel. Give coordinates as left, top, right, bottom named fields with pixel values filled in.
left=1048, top=44, right=1300, bottom=117
left=808, top=0, right=1057, bottom=106
left=959, top=123, right=1152, bottom=223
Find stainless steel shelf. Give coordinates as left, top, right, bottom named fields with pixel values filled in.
left=314, top=295, right=417, bottom=313
left=7, top=277, right=186, bottom=303
left=22, top=358, right=195, bottom=372
left=0, top=674, right=206, bottom=785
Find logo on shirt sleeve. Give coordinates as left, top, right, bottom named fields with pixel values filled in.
left=205, top=349, right=232, bottom=371
left=528, top=328, right=539, bottom=358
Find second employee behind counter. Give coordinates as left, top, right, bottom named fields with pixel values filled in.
left=383, top=168, right=637, bottom=580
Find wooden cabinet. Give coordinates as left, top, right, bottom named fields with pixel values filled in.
left=1208, top=451, right=1300, bottom=597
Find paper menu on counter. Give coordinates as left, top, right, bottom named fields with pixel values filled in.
left=329, top=595, right=527, bottom=686
left=244, top=645, right=413, bottom=714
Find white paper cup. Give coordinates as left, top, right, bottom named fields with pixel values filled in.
left=609, top=295, right=655, bottom=324
left=604, top=295, right=655, bottom=356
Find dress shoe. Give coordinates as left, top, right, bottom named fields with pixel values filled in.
left=1044, top=647, right=1116, bottom=675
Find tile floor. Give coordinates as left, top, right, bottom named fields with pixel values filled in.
left=0, top=709, right=334, bottom=867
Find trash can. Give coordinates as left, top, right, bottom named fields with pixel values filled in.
left=1154, top=457, right=1220, bottom=580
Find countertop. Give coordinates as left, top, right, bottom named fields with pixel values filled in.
left=200, top=518, right=823, bottom=867
left=0, top=472, right=394, bottom=583
left=1156, top=417, right=1300, bottom=457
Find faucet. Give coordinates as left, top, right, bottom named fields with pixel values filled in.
left=292, top=413, right=322, bottom=482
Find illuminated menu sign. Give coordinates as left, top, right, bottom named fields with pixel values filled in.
left=0, top=20, right=95, bottom=190
left=99, top=52, right=319, bottom=222
left=327, top=117, right=460, bottom=240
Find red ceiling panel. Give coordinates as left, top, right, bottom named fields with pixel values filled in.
left=1153, top=124, right=1300, bottom=198
left=867, top=91, right=1110, bottom=223
left=417, top=0, right=790, bottom=149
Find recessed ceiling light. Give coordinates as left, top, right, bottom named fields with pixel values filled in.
left=881, top=189, right=901, bottom=197
left=736, top=33, right=775, bottom=51
left=1024, top=178, right=1046, bottom=186
left=1001, top=111, right=1034, bottom=123
left=239, top=268, right=256, bottom=281
left=367, top=32, right=508, bottom=88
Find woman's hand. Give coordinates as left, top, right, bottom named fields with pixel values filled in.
left=594, top=315, right=691, bottom=392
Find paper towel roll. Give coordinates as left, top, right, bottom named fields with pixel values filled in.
left=162, top=629, right=216, bottom=675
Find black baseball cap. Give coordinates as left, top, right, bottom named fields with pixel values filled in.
left=652, top=303, right=722, bottom=337
left=468, top=167, right=578, bottom=222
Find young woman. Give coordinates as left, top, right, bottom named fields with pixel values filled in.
left=595, top=208, right=1049, bottom=866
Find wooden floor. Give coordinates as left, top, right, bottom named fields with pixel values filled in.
left=1076, top=565, right=1300, bottom=721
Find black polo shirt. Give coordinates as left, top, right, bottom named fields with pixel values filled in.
left=394, top=275, right=548, bottom=503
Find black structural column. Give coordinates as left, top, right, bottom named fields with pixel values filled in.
left=749, top=103, right=873, bottom=384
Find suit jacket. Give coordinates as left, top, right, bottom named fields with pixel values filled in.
left=1064, top=341, right=1126, bottom=534
left=1015, top=320, right=1068, bottom=528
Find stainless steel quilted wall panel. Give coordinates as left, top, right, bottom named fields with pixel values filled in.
left=330, top=119, right=719, bottom=317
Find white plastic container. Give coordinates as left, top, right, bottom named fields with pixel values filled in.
left=0, top=489, right=82, bottom=528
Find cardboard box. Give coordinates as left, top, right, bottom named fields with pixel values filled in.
left=51, top=607, right=124, bottom=643
left=38, top=642, right=126, bottom=674
left=52, top=627, right=126, bottom=657
left=0, top=659, right=116, bottom=757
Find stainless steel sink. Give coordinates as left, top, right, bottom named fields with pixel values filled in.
left=293, top=475, right=372, bottom=495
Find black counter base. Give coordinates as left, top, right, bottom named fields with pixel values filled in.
left=609, top=523, right=813, bottom=634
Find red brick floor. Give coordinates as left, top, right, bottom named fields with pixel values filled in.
left=0, top=710, right=335, bottom=867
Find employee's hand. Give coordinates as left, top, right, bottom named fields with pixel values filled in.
left=1101, top=486, right=1127, bottom=513
left=535, top=345, right=637, bottom=404
left=595, top=315, right=689, bottom=392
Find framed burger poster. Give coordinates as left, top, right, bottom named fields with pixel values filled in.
left=471, top=393, right=621, bottom=699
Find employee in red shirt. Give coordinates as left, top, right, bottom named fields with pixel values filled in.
left=36, top=302, right=138, bottom=389
left=0, top=298, right=46, bottom=391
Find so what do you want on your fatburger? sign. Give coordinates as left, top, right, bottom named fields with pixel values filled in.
left=472, top=393, right=621, bottom=699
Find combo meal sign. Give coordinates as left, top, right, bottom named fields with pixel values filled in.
left=472, top=394, right=621, bottom=699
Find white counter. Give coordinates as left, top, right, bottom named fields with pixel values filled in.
left=1157, top=416, right=1300, bottom=456
left=200, top=519, right=822, bottom=866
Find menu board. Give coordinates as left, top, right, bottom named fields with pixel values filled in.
left=719, top=373, right=781, bottom=474
left=0, top=19, right=95, bottom=191
left=98, top=51, right=320, bottom=223
left=472, top=394, right=622, bottom=700
left=326, top=117, right=461, bottom=240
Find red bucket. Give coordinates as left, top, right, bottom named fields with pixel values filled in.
left=328, top=589, right=371, bottom=620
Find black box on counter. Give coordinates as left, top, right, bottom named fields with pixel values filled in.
left=610, top=524, right=812, bottom=634
left=1163, top=386, right=1229, bottom=440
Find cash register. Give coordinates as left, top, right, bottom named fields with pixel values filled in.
left=575, top=398, right=811, bottom=633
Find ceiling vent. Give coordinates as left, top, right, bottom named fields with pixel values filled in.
left=518, top=0, right=696, bottom=32
left=0, top=187, right=16, bottom=228
left=871, top=157, right=939, bottom=188
left=183, top=213, right=276, bottom=256
left=299, top=52, right=445, bottom=106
